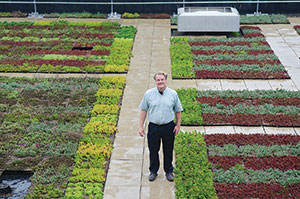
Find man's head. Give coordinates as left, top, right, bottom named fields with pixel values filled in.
left=154, top=72, right=167, bottom=91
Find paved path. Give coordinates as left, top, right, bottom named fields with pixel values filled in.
left=103, top=19, right=175, bottom=199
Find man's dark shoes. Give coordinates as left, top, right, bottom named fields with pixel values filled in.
left=165, top=172, right=174, bottom=182
left=149, top=173, right=157, bottom=181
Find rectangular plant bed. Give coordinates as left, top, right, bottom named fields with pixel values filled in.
left=175, top=132, right=300, bottom=199
left=0, top=21, right=136, bottom=73
left=170, top=26, right=290, bottom=79
left=177, top=88, right=300, bottom=127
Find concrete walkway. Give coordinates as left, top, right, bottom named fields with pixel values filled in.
left=103, top=19, right=175, bottom=199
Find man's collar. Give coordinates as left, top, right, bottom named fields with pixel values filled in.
left=156, top=87, right=167, bottom=95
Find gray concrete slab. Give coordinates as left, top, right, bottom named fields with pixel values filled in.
left=204, top=126, right=236, bottom=134
left=234, top=126, right=266, bottom=135
left=263, top=127, right=297, bottom=135
left=103, top=19, right=176, bottom=199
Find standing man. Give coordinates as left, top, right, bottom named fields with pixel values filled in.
left=139, top=72, right=183, bottom=182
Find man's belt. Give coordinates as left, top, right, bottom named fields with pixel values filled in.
left=149, top=121, right=173, bottom=127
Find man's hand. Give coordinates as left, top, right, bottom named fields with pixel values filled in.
left=173, top=125, right=180, bottom=136
left=139, top=110, right=147, bottom=137
left=139, top=127, right=145, bottom=137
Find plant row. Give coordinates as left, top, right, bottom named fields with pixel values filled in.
left=206, top=134, right=300, bottom=198
left=62, top=76, right=125, bottom=199
left=215, top=183, right=300, bottom=199
left=0, top=21, right=136, bottom=73
left=205, top=133, right=300, bottom=146
left=170, top=26, right=289, bottom=79
left=209, top=156, right=300, bottom=170
left=214, top=167, right=300, bottom=185
left=208, top=143, right=300, bottom=157
left=174, top=131, right=217, bottom=198
left=177, top=88, right=300, bottom=127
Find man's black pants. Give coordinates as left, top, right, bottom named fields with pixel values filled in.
left=147, top=121, right=175, bottom=174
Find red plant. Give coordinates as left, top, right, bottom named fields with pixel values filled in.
left=2, top=59, right=105, bottom=67
left=209, top=156, right=300, bottom=171
left=26, top=49, right=110, bottom=56
left=194, top=59, right=280, bottom=66
left=262, top=114, right=300, bottom=127
left=189, top=41, right=268, bottom=47
left=241, top=26, right=262, bottom=31
left=204, top=134, right=300, bottom=146
left=214, top=183, right=300, bottom=199
left=192, top=50, right=273, bottom=55
left=202, top=113, right=263, bottom=126
left=197, top=97, right=300, bottom=106
left=294, top=25, right=300, bottom=30
left=194, top=70, right=289, bottom=79
left=243, top=32, right=265, bottom=38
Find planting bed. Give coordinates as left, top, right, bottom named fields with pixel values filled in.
left=178, top=88, right=300, bottom=127
left=0, top=21, right=136, bottom=73
left=0, top=76, right=125, bottom=198
left=175, top=132, right=300, bottom=198
left=207, top=133, right=300, bottom=198
left=170, top=26, right=289, bottom=79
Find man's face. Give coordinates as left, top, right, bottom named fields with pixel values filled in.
left=155, top=74, right=167, bottom=90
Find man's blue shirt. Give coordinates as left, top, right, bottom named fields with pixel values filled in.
left=139, top=87, right=183, bottom=125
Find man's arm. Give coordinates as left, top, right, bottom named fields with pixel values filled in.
left=173, top=112, right=181, bottom=136
left=139, top=110, right=147, bottom=137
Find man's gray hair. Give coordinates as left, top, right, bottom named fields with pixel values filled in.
left=153, top=72, right=168, bottom=80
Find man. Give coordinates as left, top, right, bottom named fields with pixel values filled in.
left=139, top=72, right=183, bottom=182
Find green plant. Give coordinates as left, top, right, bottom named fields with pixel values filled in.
left=176, top=88, right=203, bottom=125
left=175, top=131, right=217, bottom=198
left=122, top=12, right=140, bottom=18
left=170, top=37, right=194, bottom=78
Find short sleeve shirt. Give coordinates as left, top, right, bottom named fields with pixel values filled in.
left=139, top=87, right=183, bottom=125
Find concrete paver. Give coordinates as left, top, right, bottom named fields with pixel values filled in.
left=103, top=186, right=140, bottom=199
left=220, top=79, right=247, bottom=90
left=263, top=127, right=297, bottom=135
left=204, top=126, right=236, bottom=134
left=105, top=159, right=142, bottom=186
left=140, top=185, right=175, bottom=199
left=268, top=79, right=298, bottom=90
left=234, top=126, right=266, bottom=135
left=244, top=79, right=272, bottom=90
left=294, top=128, right=300, bottom=136
left=196, top=79, right=222, bottom=90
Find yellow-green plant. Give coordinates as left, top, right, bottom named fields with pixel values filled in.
left=104, top=64, right=129, bottom=72
left=98, top=76, right=126, bottom=89
left=83, top=121, right=117, bottom=135
left=90, top=104, right=119, bottom=116
left=69, top=168, right=106, bottom=183
left=106, top=38, right=133, bottom=66
left=122, top=12, right=140, bottom=18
